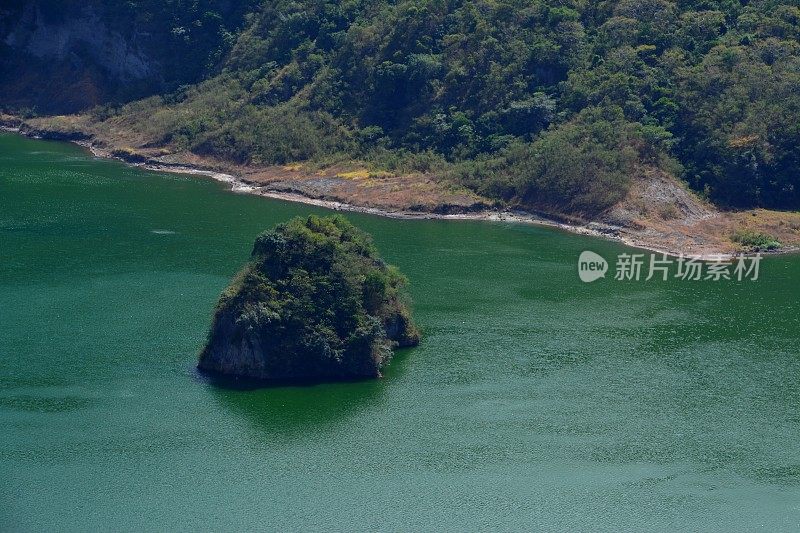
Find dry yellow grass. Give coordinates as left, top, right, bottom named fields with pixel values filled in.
left=336, top=169, right=392, bottom=180
left=336, top=169, right=371, bottom=180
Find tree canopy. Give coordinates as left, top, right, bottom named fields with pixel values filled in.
left=3, top=0, right=800, bottom=211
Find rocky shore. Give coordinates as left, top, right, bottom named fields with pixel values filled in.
left=4, top=115, right=800, bottom=258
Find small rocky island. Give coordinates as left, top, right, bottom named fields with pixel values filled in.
left=199, top=215, right=420, bottom=382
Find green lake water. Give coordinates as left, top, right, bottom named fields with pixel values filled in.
left=2, top=132, right=800, bottom=531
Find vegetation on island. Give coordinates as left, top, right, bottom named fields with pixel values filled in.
left=2, top=0, right=800, bottom=215
left=198, top=215, right=419, bottom=382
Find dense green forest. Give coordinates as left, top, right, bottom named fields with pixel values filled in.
left=2, top=0, right=799, bottom=213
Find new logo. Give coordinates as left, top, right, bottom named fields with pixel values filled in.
left=578, top=251, right=608, bottom=283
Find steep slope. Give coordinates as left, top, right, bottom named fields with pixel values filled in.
left=0, top=0, right=253, bottom=112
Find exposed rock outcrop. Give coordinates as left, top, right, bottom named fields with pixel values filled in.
left=198, top=215, right=420, bottom=383
left=4, top=4, right=155, bottom=80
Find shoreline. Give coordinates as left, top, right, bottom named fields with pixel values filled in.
left=71, top=135, right=678, bottom=256
left=3, top=124, right=795, bottom=259
left=0, top=125, right=634, bottom=248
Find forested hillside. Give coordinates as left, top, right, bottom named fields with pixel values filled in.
left=2, top=0, right=799, bottom=214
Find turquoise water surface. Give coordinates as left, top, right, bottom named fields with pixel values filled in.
left=1, top=133, right=799, bottom=531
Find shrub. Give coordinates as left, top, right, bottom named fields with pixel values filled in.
left=731, top=230, right=781, bottom=251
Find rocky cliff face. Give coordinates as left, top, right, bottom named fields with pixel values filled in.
left=4, top=4, right=156, bottom=81
left=200, top=311, right=273, bottom=379
left=0, top=1, right=249, bottom=113
left=200, top=303, right=420, bottom=382
left=0, top=3, right=160, bottom=112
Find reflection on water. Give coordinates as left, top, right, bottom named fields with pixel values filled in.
left=203, top=350, right=413, bottom=438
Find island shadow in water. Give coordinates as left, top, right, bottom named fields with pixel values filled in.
left=198, top=347, right=415, bottom=439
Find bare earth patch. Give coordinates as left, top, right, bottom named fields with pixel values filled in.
left=600, top=170, right=800, bottom=256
